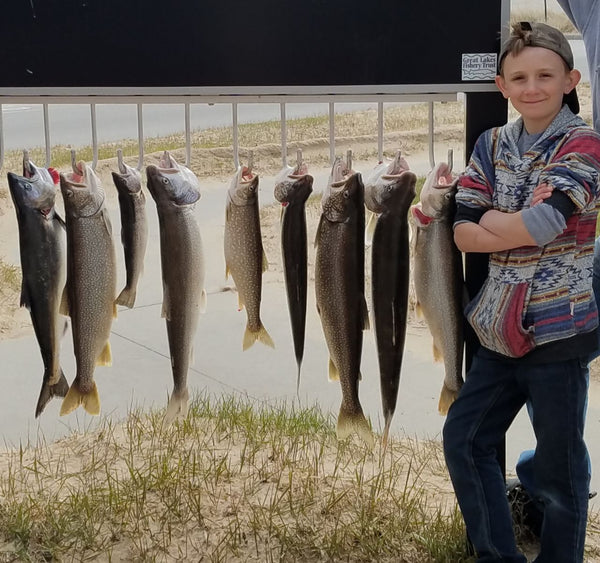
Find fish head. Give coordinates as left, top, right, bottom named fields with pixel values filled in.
left=60, top=162, right=106, bottom=218
left=146, top=151, right=200, bottom=206
left=365, top=151, right=414, bottom=213
left=111, top=161, right=142, bottom=196
left=322, top=171, right=363, bottom=222
left=8, top=159, right=58, bottom=216
left=419, top=162, right=458, bottom=220
left=273, top=164, right=314, bottom=206
left=227, top=166, right=259, bottom=207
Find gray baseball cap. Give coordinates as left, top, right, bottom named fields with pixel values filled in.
left=498, top=21, right=579, bottom=114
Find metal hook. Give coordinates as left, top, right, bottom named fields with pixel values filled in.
left=70, top=149, right=83, bottom=175
left=246, top=150, right=254, bottom=175
left=447, top=149, right=454, bottom=173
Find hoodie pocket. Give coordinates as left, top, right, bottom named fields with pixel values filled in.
left=465, top=277, right=535, bottom=358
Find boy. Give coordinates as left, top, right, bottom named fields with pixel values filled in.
left=443, top=21, right=600, bottom=562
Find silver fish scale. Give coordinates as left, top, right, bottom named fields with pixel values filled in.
left=157, top=204, right=204, bottom=396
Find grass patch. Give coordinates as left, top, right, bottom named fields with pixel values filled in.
left=0, top=394, right=471, bottom=562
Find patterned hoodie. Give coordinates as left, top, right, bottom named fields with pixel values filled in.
left=456, top=106, right=600, bottom=358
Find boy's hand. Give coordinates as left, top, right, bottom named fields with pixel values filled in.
left=531, top=183, right=554, bottom=206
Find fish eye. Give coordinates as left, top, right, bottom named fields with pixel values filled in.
left=161, top=177, right=169, bottom=185
left=65, top=190, right=74, bottom=198
left=444, top=192, right=453, bottom=200
left=24, top=182, right=33, bottom=191
left=343, top=190, right=350, bottom=198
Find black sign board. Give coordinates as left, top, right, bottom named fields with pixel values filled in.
left=0, top=0, right=507, bottom=94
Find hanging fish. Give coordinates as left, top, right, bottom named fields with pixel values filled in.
left=224, top=165, right=274, bottom=350
left=274, top=158, right=313, bottom=388
left=8, top=157, right=69, bottom=417
left=365, top=151, right=416, bottom=446
left=411, top=160, right=465, bottom=415
left=59, top=161, right=117, bottom=416
left=146, top=151, right=206, bottom=425
left=315, top=158, right=372, bottom=446
left=112, top=157, right=148, bottom=309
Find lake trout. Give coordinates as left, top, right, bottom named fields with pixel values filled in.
left=224, top=166, right=274, bottom=350
left=59, top=162, right=117, bottom=416
left=146, top=151, right=206, bottom=425
left=364, top=152, right=416, bottom=446
left=315, top=159, right=372, bottom=446
left=8, top=159, right=69, bottom=417
left=112, top=160, right=148, bottom=308
left=273, top=161, right=313, bottom=388
left=411, top=161, right=464, bottom=415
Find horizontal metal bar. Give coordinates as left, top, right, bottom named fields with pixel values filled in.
left=0, top=83, right=496, bottom=99
left=0, top=93, right=461, bottom=105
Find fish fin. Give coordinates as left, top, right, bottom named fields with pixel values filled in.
left=337, top=407, right=374, bottom=448
left=432, top=343, right=443, bottom=363
left=328, top=358, right=339, bottom=381
left=59, top=287, right=70, bottom=317
left=358, top=370, right=362, bottom=382
left=415, top=301, right=423, bottom=319
left=163, top=388, right=190, bottom=427
left=438, top=383, right=459, bottom=416
left=101, top=208, right=113, bottom=236
left=112, top=302, right=118, bottom=319
left=361, top=297, right=370, bottom=331
left=35, top=368, right=69, bottom=418
left=96, top=341, right=112, bottom=366
left=225, top=263, right=230, bottom=279
left=55, top=212, right=66, bottom=230
left=365, top=210, right=377, bottom=247
left=60, top=381, right=100, bottom=416
left=262, top=250, right=269, bottom=273
left=19, top=281, right=31, bottom=311
left=237, top=293, right=245, bottom=311
left=115, top=286, right=136, bottom=309
left=243, top=323, right=274, bottom=350
left=200, top=289, right=207, bottom=313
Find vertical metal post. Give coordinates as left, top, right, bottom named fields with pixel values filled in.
left=232, top=102, right=239, bottom=169
left=280, top=102, right=287, bottom=167
left=329, top=102, right=335, bottom=165
left=43, top=104, right=51, bottom=167
left=377, top=101, right=384, bottom=162
left=90, top=103, right=98, bottom=170
left=428, top=102, right=435, bottom=169
left=137, top=103, right=144, bottom=170
left=185, top=102, right=191, bottom=167
left=0, top=104, right=4, bottom=170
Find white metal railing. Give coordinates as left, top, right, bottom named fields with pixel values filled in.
left=0, top=93, right=459, bottom=171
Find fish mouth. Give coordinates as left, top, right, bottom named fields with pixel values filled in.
left=433, top=162, right=455, bottom=187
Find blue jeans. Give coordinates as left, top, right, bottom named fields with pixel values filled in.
left=443, top=348, right=590, bottom=563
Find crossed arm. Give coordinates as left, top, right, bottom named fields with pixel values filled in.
left=453, top=184, right=553, bottom=253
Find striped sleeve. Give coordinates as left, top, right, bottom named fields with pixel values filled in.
left=539, top=127, right=600, bottom=210
left=454, top=128, right=496, bottom=227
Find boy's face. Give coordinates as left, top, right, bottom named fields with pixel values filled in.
left=495, top=46, right=581, bottom=134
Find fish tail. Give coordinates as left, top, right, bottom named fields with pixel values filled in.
left=35, top=368, right=70, bottom=418
left=242, top=323, right=275, bottom=350
left=337, top=407, right=374, bottom=448
left=438, top=382, right=459, bottom=416
left=163, top=388, right=190, bottom=427
left=60, top=381, right=100, bottom=416
left=115, top=286, right=136, bottom=309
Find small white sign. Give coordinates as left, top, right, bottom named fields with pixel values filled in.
left=462, top=53, right=497, bottom=81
